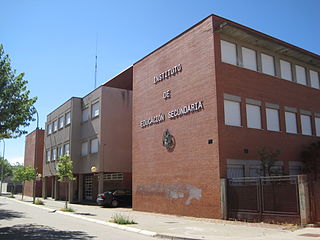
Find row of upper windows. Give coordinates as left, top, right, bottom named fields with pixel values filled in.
left=47, top=112, right=71, bottom=135
left=220, top=40, right=320, bottom=90
left=223, top=94, right=320, bottom=137
left=45, top=137, right=99, bottom=162
left=82, top=102, right=100, bottom=122
left=46, top=143, right=70, bottom=162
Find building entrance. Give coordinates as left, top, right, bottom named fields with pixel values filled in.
left=84, top=175, right=93, bottom=200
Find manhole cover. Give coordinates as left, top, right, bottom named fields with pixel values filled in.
left=299, top=233, right=320, bottom=237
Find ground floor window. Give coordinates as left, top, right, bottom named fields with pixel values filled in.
left=84, top=175, right=93, bottom=200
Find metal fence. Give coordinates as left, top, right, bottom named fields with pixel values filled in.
left=227, top=175, right=300, bottom=224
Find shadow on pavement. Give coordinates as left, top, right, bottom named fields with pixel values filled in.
left=0, top=209, right=24, bottom=220
left=0, top=224, right=95, bottom=240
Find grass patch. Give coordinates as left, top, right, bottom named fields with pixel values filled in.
left=110, top=213, right=137, bottom=225
left=60, top=207, right=75, bottom=212
left=7, top=195, right=15, bottom=198
left=34, top=199, right=44, bottom=205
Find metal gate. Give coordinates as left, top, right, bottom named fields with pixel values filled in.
left=84, top=175, right=93, bottom=200
left=227, top=176, right=300, bottom=224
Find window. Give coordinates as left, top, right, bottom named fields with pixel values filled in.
left=289, top=161, right=303, bottom=175
left=295, top=65, right=307, bottom=85
left=246, top=104, right=262, bottom=129
left=52, top=148, right=57, bottom=161
left=58, top=116, right=64, bottom=129
left=46, top=149, right=51, bottom=162
left=280, top=59, right=292, bottom=81
left=64, top=143, right=70, bottom=155
left=285, top=112, right=297, bottom=134
left=261, top=53, right=275, bottom=76
left=47, top=123, right=52, bottom=135
left=315, top=117, right=320, bottom=137
left=82, top=108, right=89, bottom=122
left=310, top=70, right=320, bottom=89
left=104, top=173, right=124, bottom=181
left=91, top=102, right=100, bottom=118
left=224, top=100, right=241, bottom=127
left=221, top=40, right=237, bottom=65
left=53, top=120, right=58, bottom=132
left=242, top=47, right=257, bottom=71
left=266, top=108, right=280, bottom=131
left=58, top=146, right=63, bottom=158
left=90, top=138, right=99, bottom=153
left=227, top=165, right=244, bottom=178
left=81, top=142, right=88, bottom=156
left=65, top=112, right=71, bottom=125
left=301, top=115, right=312, bottom=136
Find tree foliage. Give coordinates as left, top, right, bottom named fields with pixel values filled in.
left=0, top=157, right=13, bottom=178
left=12, top=164, right=36, bottom=199
left=0, top=44, right=37, bottom=139
left=57, top=154, right=75, bottom=209
left=301, top=141, right=320, bottom=181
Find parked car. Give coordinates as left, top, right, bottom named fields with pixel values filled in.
left=96, top=190, right=132, bottom=207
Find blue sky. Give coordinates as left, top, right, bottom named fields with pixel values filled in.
left=1, top=0, right=319, bottom=164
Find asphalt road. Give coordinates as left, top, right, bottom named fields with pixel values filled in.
left=0, top=197, right=154, bottom=240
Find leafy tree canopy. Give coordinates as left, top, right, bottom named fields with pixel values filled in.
left=0, top=44, right=37, bottom=139
left=0, top=157, right=13, bottom=178
left=57, top=154, right=75, bottom=182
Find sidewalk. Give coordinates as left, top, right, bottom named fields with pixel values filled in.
left=1, top=194, right=319, bottom=240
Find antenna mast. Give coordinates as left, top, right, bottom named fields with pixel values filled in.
left=94, top=34, right=98, bottom=89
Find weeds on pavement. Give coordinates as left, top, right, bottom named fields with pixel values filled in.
left=110, top=213, right=137, bottom=225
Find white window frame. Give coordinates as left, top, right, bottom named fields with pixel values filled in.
left=65, top=112, right=71, bottom=125
left=46, top=149, right=51, bottom=162
left=285, top=111, right=298, bottom=134
left=47, top=123, right=52, bottom=135
left=53, top=120, right=58, bottom=132
left=91, top=102, right=100, bottom=118
left=266, top=108, right=280, bottom=132
left=224, top=99, right=241, bottom=127
left=221, top=40, right=237, bottom=65
left=261, top=53, right=275, bottom=76
left=315, top=117, right=320, bottom=137
left=52, top=147, right=57, bottom=161
left=280, top=59, right=292, bottom=81
left=295, top=65, right=307, bottom=85
left=310, top=70, right=320, bottom=89
left=81, top=142, right=88, bottom=156
left=242, top=46, right=257, bottom=71
left=58, top=116, right=64, bottom=129
left=82, top=108, right=90, bottom=122
left=246, top=104, right=262, bottom=129
left=90, top=138, right=99, bottom=154
left=64, top=143, right=70, bottom=155
left=301, top=114, right=312, bottom=136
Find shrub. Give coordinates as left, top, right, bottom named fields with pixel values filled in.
left=60, top=207, right=75, bottom=212
left=111, top=213, right=137, bottom=225
left=34, top=199, right=44, bottom=205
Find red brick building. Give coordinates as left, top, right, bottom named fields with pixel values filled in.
left=23, top=129, right=44, bottom=197
left=132, top=15, right=320, bottom=222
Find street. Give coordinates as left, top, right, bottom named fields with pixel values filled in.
left=0, top=197, right=154, bottom=240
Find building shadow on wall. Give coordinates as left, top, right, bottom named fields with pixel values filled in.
left=0, top=224, right=95, bottom=240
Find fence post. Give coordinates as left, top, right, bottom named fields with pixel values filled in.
left=298, top=175, right=310, bottom=225
left=220, top=178, right=227, bottom=220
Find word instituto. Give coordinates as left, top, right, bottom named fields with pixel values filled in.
left=140, top=101, right=204, bottom=128
left=153, top=64, right=182, bottom=84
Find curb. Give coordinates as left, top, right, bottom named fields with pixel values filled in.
left=1, top=196, right=158, bottom=238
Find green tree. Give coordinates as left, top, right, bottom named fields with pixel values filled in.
left=0, top=157, right=13, bottom=178
left=56, top=154, right=75, bottom=209
left=0, top=44, right=37, bottom=139
left=258, top=147, right=281, bottom=177
left=12, top=164, right=36, bottom=200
